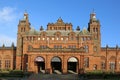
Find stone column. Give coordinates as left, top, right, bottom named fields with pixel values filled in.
left=62, top=55, right=67, bottom=74
left=46, top=55, right=52, bottom=74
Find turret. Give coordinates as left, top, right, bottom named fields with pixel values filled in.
left=18, top=12, right=31, bottom=34
left=88, top=11, right=101, bottom=54
left=16, top=12, right=31, bottom=70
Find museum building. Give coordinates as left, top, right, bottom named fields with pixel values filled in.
left=0, top=12, right=120, bottom=74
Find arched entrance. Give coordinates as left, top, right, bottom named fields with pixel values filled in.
left=67, top=57, right=78, bottom=74
left=51, top=57, right=62, bottom=74
left=35, top=56, right=45, bottom=73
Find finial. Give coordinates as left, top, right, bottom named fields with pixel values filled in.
left=58, top=17, right=62, bottom=21
left=40, top=26, right=44, bottom=31
left=92, top=9, right=95, bottom=13
left=106, top=44, right=108, bottom=48
left=11, top=42, right=14, bottom=47
left=76, top=26, right=80, bottom=31
left=24, top=10, right=28, bottom=14
left=2, top=44, right=5, bottom=48
left=116, top=44, right=118, bottom=49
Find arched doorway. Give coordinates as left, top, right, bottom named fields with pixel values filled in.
left=67, top=57, right=78, bottom=73
left=51, top=57, right=62, bottom=74
left=35, top=56, right=45, bottom=73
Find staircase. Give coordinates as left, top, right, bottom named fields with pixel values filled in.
left=68, top=70, right=77, bottom=74
left=40, top=70, right=45, bottom=73
left=54, top=70, right=62, bottom=74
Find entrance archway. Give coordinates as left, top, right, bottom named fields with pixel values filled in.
left=35, top=56, right=45, bottom=73
left=67, top=57, right=78, bottom=73
left=51, top=56, right=62, bottom=74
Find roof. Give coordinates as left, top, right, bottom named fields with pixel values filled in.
left=26, top=28, right=91, bottom=36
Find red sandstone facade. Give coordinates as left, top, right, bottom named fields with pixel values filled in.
left=0, top=12, right=120, bottom=74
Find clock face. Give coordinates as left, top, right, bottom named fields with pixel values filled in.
left=24, top=16, right=26, bottom=19
left=93, top=15, right=96, bottom=19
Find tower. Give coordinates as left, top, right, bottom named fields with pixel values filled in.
left=88, top=11, right=101, bottom=53
left=16, top=12, right=31, bottom=70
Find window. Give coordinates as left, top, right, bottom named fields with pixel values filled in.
left=109, top=62, right=115, bottom=70
left=94, top=46, right=97, bottom=52
left=84, top=57, right=89, bottom=68
left=68, top=45, right=76, bottom=48
left=87, top=37, right=91, bottom=40
left=42, top=38, right=45, bottom=40
left=28, top=45, right=32, bottom=50
left=5, top=60, right=11, bottom=69
left=66, top=38, right=68, bottom=40
left=93, top=64, right=97, bottom=70
left=101, top=62, right=105, bottom=70
left=84, top=37, right=86, bottom=41
left=38, top=38, right=40, bottom=40
left=54, top=45, right=57, bottom=48
left=47, top=38, right=49, bottom=40
left=84, top=45, right=89, bottom=53
left=56, top=37, right=59, bottom=40
left=52, top=38, right=54, bottom=40
left=73, top=45, right=76, bottom=48
left=0, top=60, right=1, bottom=69
left=61, top=38, right=63, bottom=40
left=40, top=45, right=47, bottom=49
left=54, top=45, right=62, bottom=48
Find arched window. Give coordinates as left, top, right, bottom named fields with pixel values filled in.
left=94, top=46, right=97, bottom=52
left=93, top=64, right=97, bottom=70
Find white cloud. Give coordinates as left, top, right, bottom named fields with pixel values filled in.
left=0, top=7, right=21, bottom=46
left=0, top=7, right=17, bottom=23
left=0, top=34, right=16, bottom=46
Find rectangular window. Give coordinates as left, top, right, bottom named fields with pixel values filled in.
left=0, top=60, right=1, bottom=69
left=40, top=45, right=47, bottom=49
left=84, top=57, right=89, bottom=68
left=109, top=62, right=115, bottom=70
left=54, top=45, right=57, bottom=48
left=5, top=60, right=11, bottom=69
left=101, top=62, right=105, bottom=70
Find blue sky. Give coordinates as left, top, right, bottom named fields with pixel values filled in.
left=0, top=0, right=120, bottom=47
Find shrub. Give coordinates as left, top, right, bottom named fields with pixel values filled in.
left=10, top=70, right=23, bottom=75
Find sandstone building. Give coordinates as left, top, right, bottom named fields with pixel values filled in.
left=0, top=12, right=120, bottom=74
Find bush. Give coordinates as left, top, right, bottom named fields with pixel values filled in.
left=10, top=70, right=23, bottom=75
